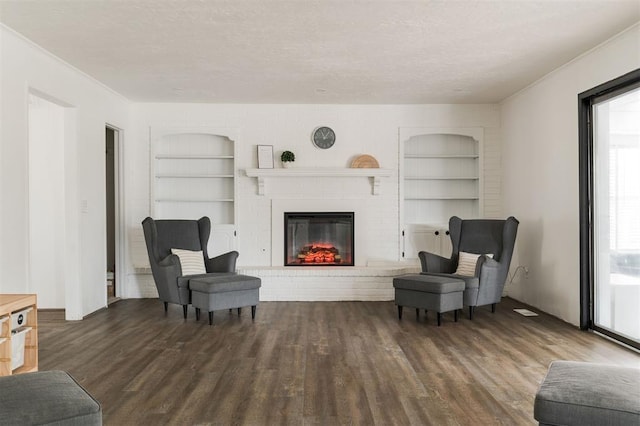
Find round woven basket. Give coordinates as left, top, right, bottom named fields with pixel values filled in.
left=350, top=154, right=380, bottom=168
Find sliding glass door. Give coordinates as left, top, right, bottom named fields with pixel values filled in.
left=580, top=70, right=640, bottom=350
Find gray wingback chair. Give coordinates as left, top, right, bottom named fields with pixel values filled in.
left=142, top=216, right=239, bottom=318
left=418, top=216, right=519, bottom=319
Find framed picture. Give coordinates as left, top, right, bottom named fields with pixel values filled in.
left=257, top=145, right=274, bottom=169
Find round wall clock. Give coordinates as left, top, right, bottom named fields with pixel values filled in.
left=312, top=126, right=336, bottom=149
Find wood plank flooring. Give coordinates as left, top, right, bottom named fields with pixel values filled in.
left=37, top=298, right=639, bottom=425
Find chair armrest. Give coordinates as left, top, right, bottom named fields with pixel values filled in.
left=418, top=251, right=453, bottom=273
left=154, top=254, right=182, bottom=281
left=206, top=251, right=239, bottom=273
left=477, top=256, right=501, bottom=283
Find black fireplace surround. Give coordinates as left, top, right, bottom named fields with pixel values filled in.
left=284, top=212, right=354, bottom=266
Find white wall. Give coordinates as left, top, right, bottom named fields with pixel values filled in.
left=0, top=25, right=131, bottom=318
left=125, top=103, right=501, bottom=297
left=501, top=24, right=640, bottom=325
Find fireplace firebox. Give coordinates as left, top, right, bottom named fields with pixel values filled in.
left=284, top=212, right=354, bottom=266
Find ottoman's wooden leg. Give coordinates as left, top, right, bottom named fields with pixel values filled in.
left=164, top=302, right=168, bottom=313
left=416, top=308, right=420, bottom=321
left=469, top=306, right=474, bottom=320
left=182, top=305, right=188, bottom=319
left=251, top=305, right=256, bottom=319
left=208, top=311, right=214, bottom=325
left=237, top=308, right=242, bottom=317
left=454, top=309, right=459, bottom=322
left=437, top=312, right=442, bottom=326
left=491, top=303, right=496, bottom=313
left=398, top=305, right=403, bottom=320
left=195, top=308, right=201, bottom=321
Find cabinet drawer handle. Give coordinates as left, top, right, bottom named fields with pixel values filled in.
left=434, top=231, right=439, bottom=236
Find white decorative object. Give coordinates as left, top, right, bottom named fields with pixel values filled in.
left=257, top=145, right=274, bottom=169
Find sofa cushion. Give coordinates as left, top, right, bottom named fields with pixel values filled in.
left=534, top=360, right=640, bottom=426
left=0, top=370, right=102, bottom=425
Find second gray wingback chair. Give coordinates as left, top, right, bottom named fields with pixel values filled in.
left=142, top=216, right=239, bottom=318
left=418, top=216, right=519, bottom=319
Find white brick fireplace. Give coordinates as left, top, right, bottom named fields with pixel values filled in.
left=237, top=171, right=419, bottom=301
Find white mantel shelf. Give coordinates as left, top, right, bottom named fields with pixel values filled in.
left=245, top=168, right=393, bottom=195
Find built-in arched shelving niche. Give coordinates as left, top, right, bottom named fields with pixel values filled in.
left=150, top=127, right=238, bottom=256
left=398, top=127, right=484, bottom=260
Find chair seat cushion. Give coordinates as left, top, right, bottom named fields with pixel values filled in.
left=534, top=361, right=640, bottom=426
left=0, top=370, right=102, bottom=425
left=393, top=274, right=465, bottom=293
left=178, top=272, right=232, bottom=289
left=420, top=272, right=479, bottom=289
left=190, top=274, right=262, bottom=294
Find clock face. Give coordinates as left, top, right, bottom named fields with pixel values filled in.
left=312, top=126, right=336, bottom=149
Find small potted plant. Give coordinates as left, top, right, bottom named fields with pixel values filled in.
left=281, top=150, right=295, bottom=168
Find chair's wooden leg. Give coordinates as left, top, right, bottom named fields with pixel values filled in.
left=454, top=309, right=459, bottom=322
left=398, top=305, right=403, bottom=320
left=164, top=302, right=168, bottom=313
left=416, top=308, right=420, bottom=321
left=182, top=305, right=188, bottom=319
left=208, top=311, right=214, bottom=325
left=229, top=309, right=232, bottom=313
left=437, top=312, right=442, bottom=326
left=195, top=308, right=200, bottom=321
left=237, top=308, right=242, bottom=317
left=251, top=305, right=256, bottom=320
left=491, top=303, right=496, bottom=313
left=469, top=306, right=474, bottom=320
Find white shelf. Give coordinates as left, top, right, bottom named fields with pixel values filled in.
left=245, top=168, right=393, bottom=196
left=401, top=130, right=483, bottom=226
left=152, top=131, right=236, bottom=224
left=155, top=198, right=234, bottom=203
left=156, top=155, right=234, bottom=159
left=404, top=154, right=479, bottom=159
left=155, top=174, right=234, bottom=178
left=405, top=197, right=479, bottom=200
left=404, top=176, right=479, bottom=180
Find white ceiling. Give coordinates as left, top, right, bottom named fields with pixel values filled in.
left=1, top=0, right=638, bottom=104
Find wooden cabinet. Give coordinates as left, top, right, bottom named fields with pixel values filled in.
left=400, top=128, right=482, bottom=261
left=0, top=294, right=38, bottom=376
left=151, top=128, right=238, bottom=256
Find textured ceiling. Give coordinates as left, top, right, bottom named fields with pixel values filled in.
left=1, top=0, right=638, bottom=104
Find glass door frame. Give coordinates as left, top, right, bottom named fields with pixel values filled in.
left=578, top=68, right=640, bottom=350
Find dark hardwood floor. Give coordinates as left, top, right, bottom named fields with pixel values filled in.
left=38, top=298, right=638, bottom=425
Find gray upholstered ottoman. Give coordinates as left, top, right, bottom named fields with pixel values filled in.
left=0, top=370, right=102, bottom=425
left=393, top=274, right=465, bottom=326
left=190, top=274, right=261, bottom=325
left=534, top=360, right=640, bottom=426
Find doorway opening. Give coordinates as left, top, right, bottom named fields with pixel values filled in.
left=579, top=69, right=640, bottom=350
left=28, top=93, right=66, bottom=309
left=106, top=126, right=121, bottom=305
